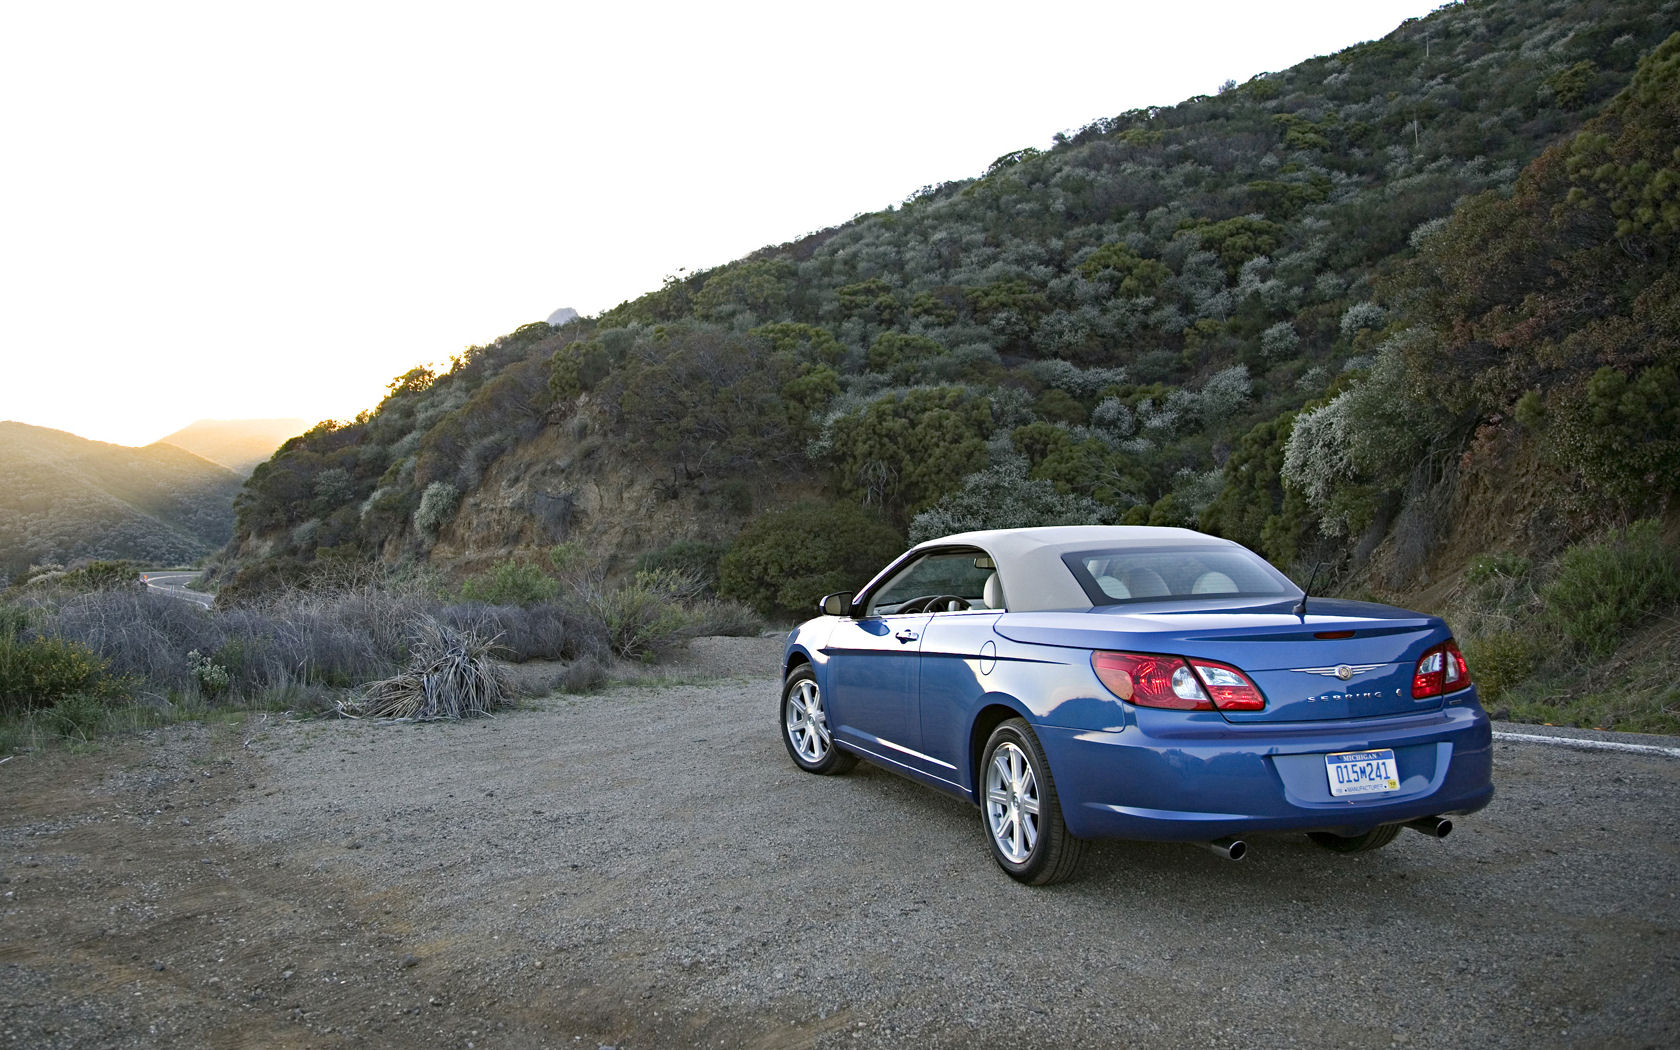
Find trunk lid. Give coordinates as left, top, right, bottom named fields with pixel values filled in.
left=995, top=598, right=1451, bottom=723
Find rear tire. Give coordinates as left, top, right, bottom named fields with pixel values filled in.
left=1308, top=824, right=1402, bottom=853
left=980, top=719, right=1085, bottom=885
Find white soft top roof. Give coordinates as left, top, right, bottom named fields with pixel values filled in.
left=910, top=525, right=1241, bottom=613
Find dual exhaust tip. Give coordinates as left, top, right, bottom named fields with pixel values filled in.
left=1199, top=814, right=1453, bottom=861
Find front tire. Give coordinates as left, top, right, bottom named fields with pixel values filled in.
left=1307, top=824, right=1402, bottom=853
left=980, top=719, right=1085, bottom=885
left=781, top=666, right=856, bottom=775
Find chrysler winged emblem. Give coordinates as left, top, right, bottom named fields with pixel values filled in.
left=1291, top=663, right=1384, bottom=680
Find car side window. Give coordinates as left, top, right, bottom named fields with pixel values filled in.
left=865, top=549, right=995, bottom=615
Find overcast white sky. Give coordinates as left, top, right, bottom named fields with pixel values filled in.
left=0, top=0, right=1443, bottom=447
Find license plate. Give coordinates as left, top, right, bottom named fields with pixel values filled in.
left=1325, top=749, right=1400, bottom=797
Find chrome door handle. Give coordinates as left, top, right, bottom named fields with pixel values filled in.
left=895, top=629, right=919, bottom=643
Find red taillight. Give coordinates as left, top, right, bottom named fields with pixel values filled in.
left=1092, top=652, right=1266, bottom=712
left=1412, top=640, right=1472, bottom=698
left=1190, top=658, right=1267, bottom=711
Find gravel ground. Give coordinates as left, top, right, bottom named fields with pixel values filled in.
left=3, top=635, right=1677, bottom=1049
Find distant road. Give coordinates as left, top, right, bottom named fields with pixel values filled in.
left=140, top=570, right=215, bottom=608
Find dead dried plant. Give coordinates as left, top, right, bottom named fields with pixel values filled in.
left=340, top=618, right=509, bottom=721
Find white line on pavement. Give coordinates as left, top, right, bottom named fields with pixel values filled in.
left=1492, top=730, right=1680, bottom=759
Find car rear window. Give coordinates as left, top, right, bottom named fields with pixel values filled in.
left=1061, top=546, right=1296, bottom=606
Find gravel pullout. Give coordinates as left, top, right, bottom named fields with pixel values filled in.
left=2, top=635, right=1676, bottom=1048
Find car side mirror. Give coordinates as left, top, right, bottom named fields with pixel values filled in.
left=819, top=592, right=855, bottom=617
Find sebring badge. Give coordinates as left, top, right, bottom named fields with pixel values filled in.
left=1291, top=663, right=1384, bottom=680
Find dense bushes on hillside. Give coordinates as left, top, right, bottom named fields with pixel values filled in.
left=1448, top=519, right=1680, bottom=732
left=216, top=1, right=1675, bottom=628
left=1290, top=30, right=1680, bottom=554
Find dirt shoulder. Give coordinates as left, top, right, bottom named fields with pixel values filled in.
left=3, top=636, right=1677, bottom=1049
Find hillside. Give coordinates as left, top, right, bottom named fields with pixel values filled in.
left=154, top=418, right=310, bottom=475
left=0, top=421, right=243, bottom=580
left=213, top=0, right=1677, bottom=637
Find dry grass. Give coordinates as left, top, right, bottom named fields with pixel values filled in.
left=339, top=619, right=510, bottom=721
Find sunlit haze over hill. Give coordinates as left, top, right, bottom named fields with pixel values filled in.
left=1, top=0, right=1441, bottom=447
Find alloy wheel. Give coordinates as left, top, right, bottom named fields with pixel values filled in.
left=785, top=678, right=831, bottom=764
left=985, top=740, right=1041, bottom=864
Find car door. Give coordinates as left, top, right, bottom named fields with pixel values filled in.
left=826, top=546, right=998, bottom=782
left=825, top=611, right=930, bottom=759
left=915, top=609, right=1003, bottom=785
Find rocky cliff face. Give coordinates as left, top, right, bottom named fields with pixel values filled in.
left=416, top=409, right=818, bottom=576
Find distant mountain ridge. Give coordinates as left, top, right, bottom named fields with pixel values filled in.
left=154, top=417, right=309, bottom=475
left=0, top=421, right=244, bottom=580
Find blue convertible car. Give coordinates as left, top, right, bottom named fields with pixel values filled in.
left=780, top=525, right=1493, bottom=884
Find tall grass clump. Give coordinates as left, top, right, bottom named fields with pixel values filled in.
left=576, top=569, right=704, bottom=662
left=341, top=619, right=510, bottom=720
left=1541, top=520, right=1680, bottom=657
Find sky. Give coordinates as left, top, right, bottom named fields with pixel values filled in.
left=0, top=0, right=1445, bottom=447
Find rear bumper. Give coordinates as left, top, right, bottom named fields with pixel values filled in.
left=1035, top=700, right=1494, bottom=842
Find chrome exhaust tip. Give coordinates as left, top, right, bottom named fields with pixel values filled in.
left=1201, top=836, right=1248, bottom=861
left=1405, top=815, right=1454, bottom=839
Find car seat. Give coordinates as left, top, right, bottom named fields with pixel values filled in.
left=1192, top=571, right=1238, bottom=594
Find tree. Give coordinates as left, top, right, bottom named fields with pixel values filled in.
left=1201, top=414, right=1312, bottom=564
left=693, top=260, right=794, bottom=320
left=823, top=388, right=994, bottom=523
left=718, top=502, right=904, bottom=619
left=1187, top=216, right=1285, bottom=277
left=617, top=326, right=804, bottom=482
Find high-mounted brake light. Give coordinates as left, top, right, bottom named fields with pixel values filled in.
left=1412, top=639, right=1472, bottom=698
left=1093, top=652, right=1266, bottom=712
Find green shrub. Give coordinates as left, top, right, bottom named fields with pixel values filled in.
left=53, top=561, right=141, bottom=593
left=0, top=635, right=109, bottom=715
left=718, top=502, right=905, bottom=620
left=821, top=387, right=994, bottom=523
left=579, top=574, right=694, bottom=662
left=1460, top=631, right=1541, bottom=703
left=414, top=481, right=461, bottom=539
left=910, top=461, right=1106, bottom=545
left=1466, top=551, right=1532, bottom=588
left=187, top=650, right=232, bottom=700
left=40, top=692, right=111, bottom=741
left=0, top=605, right=28, bottom=641
left=459, top=559, right=560, bottom=606
left=636, top=541, right=727, bottom=594
left=1542, top=520, right=1680, bottom=657
left=687, top=598, right=763, bottom=638
left=1463, top=550, right=1539, bottom=630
